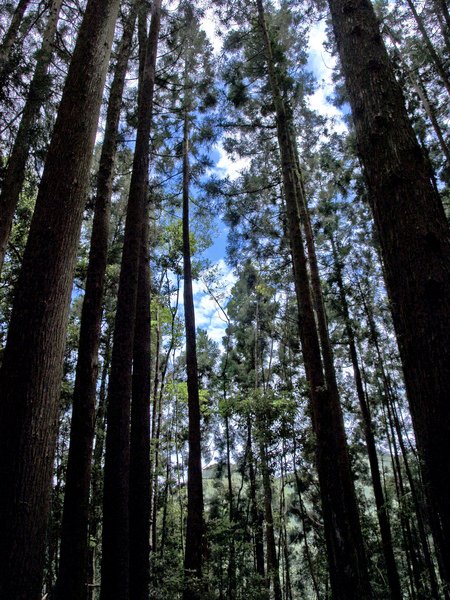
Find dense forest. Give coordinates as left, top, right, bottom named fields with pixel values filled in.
left=0, top=0, right=449, bottom=598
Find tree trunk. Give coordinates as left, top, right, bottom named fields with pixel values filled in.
left=182, top=99, right=205, bottom=600
left=0, top=0, right=62, bottom=271
left=0, top=0, right=121, bottom=595
left=404, top=0, right=450, bottom=97
left=0, top=0, right=31, bottom=87
left=99, top=1, right=160, bottom=598
left=331, top=237, right=402, bottom=599
left=247, top=418, right=266, bottom=580
left=255, top=2, right=371, bottom=597
left=259, top=440, right=282, bottom=600
left=129, top=205, right=152, bottom=600
left=53, top=11, right=136, bottom=600
left=88, top=329, right=112, bottom=600
left=327, top=0, right=450, bottom=582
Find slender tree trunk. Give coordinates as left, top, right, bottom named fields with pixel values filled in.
left=359, top=284, right=444, bottom=596
left=404, top=0, right=450, bottom=97
left=259, top=440, right=282, bottom=600
left=0, top=0, right=62, bottom=271
left=129, top=206, right=152, bottom=600
left=327, top=0, right=450, bottom=581
left=293, top=467, right=321, bottom=599
left=255, top=2, right=371, bottom=597
left=435, top=0, right=450, bottom=38
left=384, top=26, right=450, bottom=166
left=0, top=0, right=31, bottom=85
left=330, top=237, right=402, bottom=599
left=88, top=330, right=112, bottom=600
left=99, top=1, right=161, bottom=598
left=53, top=12, right=137, bottom=600
left=182, top=100, right=205, bottom=600
left=247, top=418, right=266, bottom=580
left=0, top=0, right=121, bottom=595
left=225, top=412, right=237, bottom=600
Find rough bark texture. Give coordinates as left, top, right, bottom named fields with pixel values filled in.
left=0, top=0, right=62, bottom=271
left=129, top=206, right=152, bottom=600
left=99, top=1, right=160, bottom=598
left=327, top=0, right=450, bottom=580
left=256, top=2, right=371, bottom=597
left=0, top=0, right=121, bottom=596
left=53, top=10, right=136, bottom=600
left=182, top=104, right=205, bottom=600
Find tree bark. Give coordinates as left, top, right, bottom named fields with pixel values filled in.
left=0, top=0, right=62, bottom=271
left=182, top=100, right=205, bottom=600
left=99, top=1, right=161, bottom=598
left=255, top=2, right=371, bottom=597
left=327, top=0, right=450, bottom=582
left=53, top=11, right=136, bottom=600
left=129, top=204, right=152, bottom=600
left=0, top=0, right=121, bottom=596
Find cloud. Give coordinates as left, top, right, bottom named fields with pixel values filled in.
left=201, top=9, right=223, bottom=54
left=307, top=21, right=347, bottom=133
left=215, top=142, right=250, bottom=181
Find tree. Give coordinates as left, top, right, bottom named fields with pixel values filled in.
left=0, top=0, right=62, bottom=270
left=0, top=0, right=122, bottom=596
left=99, top=0, right=161, bottom=597
left=326, top=0, right=450, bottom=581
left=53, top=7, right=137, bottom=599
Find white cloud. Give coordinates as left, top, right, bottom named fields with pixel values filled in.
left=201, top=9, right=223, bottom=54
left=215, top=142, right=250, bottom=181
left=307, top=21, right=347, bottom=133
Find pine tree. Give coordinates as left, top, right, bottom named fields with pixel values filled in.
left=327, top=0, right=450, bottom=581
left=0, top=0, right=121, bottom=595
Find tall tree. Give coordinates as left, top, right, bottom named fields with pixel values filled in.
left=254, top=2, right=371, bottom=597
left=0, top=0, right=31, bottom=88
left=0, top=0, right=122, bottom=596
left=181, top=48, right=205, bottom=600
left=0, top=0, right=62, bottom=270
left=99, top=0, right=161, bottom=597
left=326, top=0, right=450, bottom=581
left=53, top=8, right=137, bottom=600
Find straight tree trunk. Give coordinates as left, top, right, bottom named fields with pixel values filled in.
left=331, top=237, right=402, bottom=600
left=0, top=0, right=121, bottom=596
left=384, top=25, right=450, bottom=165
left=403, top=0, right=450, bottom=97
left=247, top=418, right=266, bottom=581
left=326, top=0, right=450, bottom=582
left=182, top=101, right=205, bottom=600
left=0, top=0, right=62, bottom=271
left=88, top=329, right=112, bottom=600
left=99, top=1, right=161, bottom=598
left=129, top=205, right=152, bottom=600
left=255, top=2, right=371, bottom=598
left=53, top=11, right=137, bottom=600
left=259, top=440, right=282, bottom=600
left=0, top=0, right=31, bottom=86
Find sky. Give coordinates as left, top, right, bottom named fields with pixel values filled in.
left=178, top=12, right=344, bottom=345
